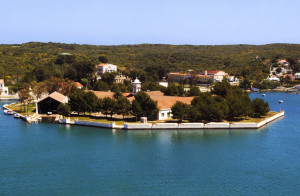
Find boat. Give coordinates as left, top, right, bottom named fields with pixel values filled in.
left=14, top=113, right=20, bottom=118
left=262, top=94, right=266, bottom=97
left=279, top=100, right=283, bottom=103
left=4, top=109, right=14, bottom=115
left=251, top=88, right=259, bottom=92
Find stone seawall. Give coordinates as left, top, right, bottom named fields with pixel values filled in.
left=124, top=111, right=285, bottom=130
left=55, top=111, right=284, bottom=130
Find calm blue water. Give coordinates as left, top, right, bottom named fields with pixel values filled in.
left=0, top=92, right=299, bottom=195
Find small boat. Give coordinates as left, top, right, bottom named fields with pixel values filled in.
left=279, top=100, right=283, bottom=103
left=251, top=88, right=259, bottom=92
left=4, top=109, right=14, bottom=115
left=262, top=94, right=266, bottom=97
left=14, top=113, right=20, bottom=118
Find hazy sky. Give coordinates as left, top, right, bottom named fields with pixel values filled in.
left=1, top=0, right=300, bottom=45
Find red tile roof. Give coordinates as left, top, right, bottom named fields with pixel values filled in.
left=97, top=63, right=109, bottom=67
left=75, top=82, right=83, bottom=87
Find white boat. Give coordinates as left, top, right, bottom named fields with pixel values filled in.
left=4, top=109, right=14, bottom=115
left=279, top=100, right=283, bottom=103
left=262, top=94, right=266, bottom=97
left=14, top=113, right=20, bottom=118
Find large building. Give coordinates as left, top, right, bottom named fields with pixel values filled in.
left=199, top=71, right=228, bottom=82
left=36, top=92, right=68, bottom=114
left=0, top=79, right=9, bottom=95
left=96, top=63, right=118, bottom=79
left=92, top=78, right=194, bottom=120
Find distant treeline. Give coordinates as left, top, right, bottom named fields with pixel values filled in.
left=1, top=42, right=300, bottom=85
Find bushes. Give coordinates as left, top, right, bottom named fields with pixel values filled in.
left=171, top=81, right=270, bottom=122
left=251, top=98, right=270, bottom=117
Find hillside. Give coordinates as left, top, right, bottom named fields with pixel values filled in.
left=1, top=42, right=300, bottom=84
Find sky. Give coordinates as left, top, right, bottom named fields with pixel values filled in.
left=1, top=0, right=300, bottom=45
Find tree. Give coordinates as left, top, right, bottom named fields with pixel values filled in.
left=57, top=103, right=71, bottom=117
left=101, top=72, right=117, bottom=85
left=98, top=55, right=108, bottom=63
left=187, top=86, right=200, bottom=96
left=18, top=89, right=31, bottom=112
left=226, top=88, right=252, bottom=120
left=131, top=100, right=143, bottom=122
left=212, top=79, right=231, bottom=97
left=80, top=78, right=88, bottom=88
left=171, top=101, right=190, bottom=122
left=72, top=58, right=95, bottom=81
left=96, top=98, right=103, bottom=113
left=133, top=91, right=158, bottom=120
left=239, top=78, right=251, bottom=90
left=252, top=98, right=270, bottom=117
left=116, top=97, right=131, bottom=119
left=164, top=84, right=184, bottom=96
left=69, top=89, right=86, bottom=114
left=190, top=93, right=228, bottom=122
left=102, top=97, right=117, bottom=118
left=84, top=91, right=98, bottom=114
left=93, top=80, right=109, bottom=91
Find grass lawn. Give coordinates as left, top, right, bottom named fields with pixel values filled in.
left=227, top=111, right=279, bottom=123
left=6, top=103, right=36, bottom=116
left=69, top=116, right=125, bottom=125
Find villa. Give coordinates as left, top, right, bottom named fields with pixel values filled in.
left=96, top=63, right=118, bottom=79
left=0, top=79, right=9, bottom=95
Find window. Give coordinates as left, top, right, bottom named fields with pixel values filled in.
left=161, top=113, right=164, bottom=118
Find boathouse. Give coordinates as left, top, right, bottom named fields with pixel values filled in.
left=36, top=91, right=68, bottom=114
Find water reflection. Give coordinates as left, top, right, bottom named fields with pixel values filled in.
left=125, top=128, right=259, bottom=143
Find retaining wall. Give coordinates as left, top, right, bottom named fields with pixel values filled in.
left=178, top=123, right=204, bottom=129
left=124, top=111, right=285, bottom=130
left=74, top=120, right=114, bottom=128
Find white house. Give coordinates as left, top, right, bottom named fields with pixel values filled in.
left=0, top=79, right=9, bottom=95
left=294, top=73, right=300, bottom=79
left=96, top=63, right=118, bottom=79
left=267, top=76, right=280, bottom=82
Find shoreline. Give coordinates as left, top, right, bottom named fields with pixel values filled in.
left=57, top=111, right=284, bottom=130
left=3, top=102, right=285, bottom=130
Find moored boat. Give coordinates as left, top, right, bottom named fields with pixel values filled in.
left=4, top=109, right=14, bottom=115
left=14, top=113, right=20, bottom=118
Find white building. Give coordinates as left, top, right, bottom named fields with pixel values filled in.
left=158, top=81, right=168, bottom=88
left=267, top=76, right=280, bottom=82
left=294, top=73, right=300, bottom=79
left=132, top=78, right=141, bottom=94
left=0, top=79, right=9, bottom=95
left=199, top=71, right=228, bottom=82
left=96, top=63, right=118, bottom=79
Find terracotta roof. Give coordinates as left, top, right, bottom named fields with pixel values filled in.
left=278, top=59, right=287, bottom=63
left=97, top=63, right=109, bottom=67
left=128, top=91, right=192, bottom=110
left=92, top=90, right=193, bottom=110
left=195, top=75, right=211, bottom=78
left=144, top=91, right=193, bottom=109
left=0, top=79, right=4, bottom=84
left=38, top=91, right=68, bottom=103
left=168, top=73, right=188, bottom=76
left=92, top=91, right=115, bottom=99
left=202, top=71, right=219, bottom=74
left=75, top=82, right=83, bottom=87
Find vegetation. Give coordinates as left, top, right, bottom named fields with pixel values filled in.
left=171, top=80, right=270, bottom=122
left=2, top=42, right=300, bottom=88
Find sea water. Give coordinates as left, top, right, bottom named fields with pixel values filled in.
left=0, top=92, right=299, bottom=195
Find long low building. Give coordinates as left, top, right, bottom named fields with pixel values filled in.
left=92, top=90, right=193, bottom=120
